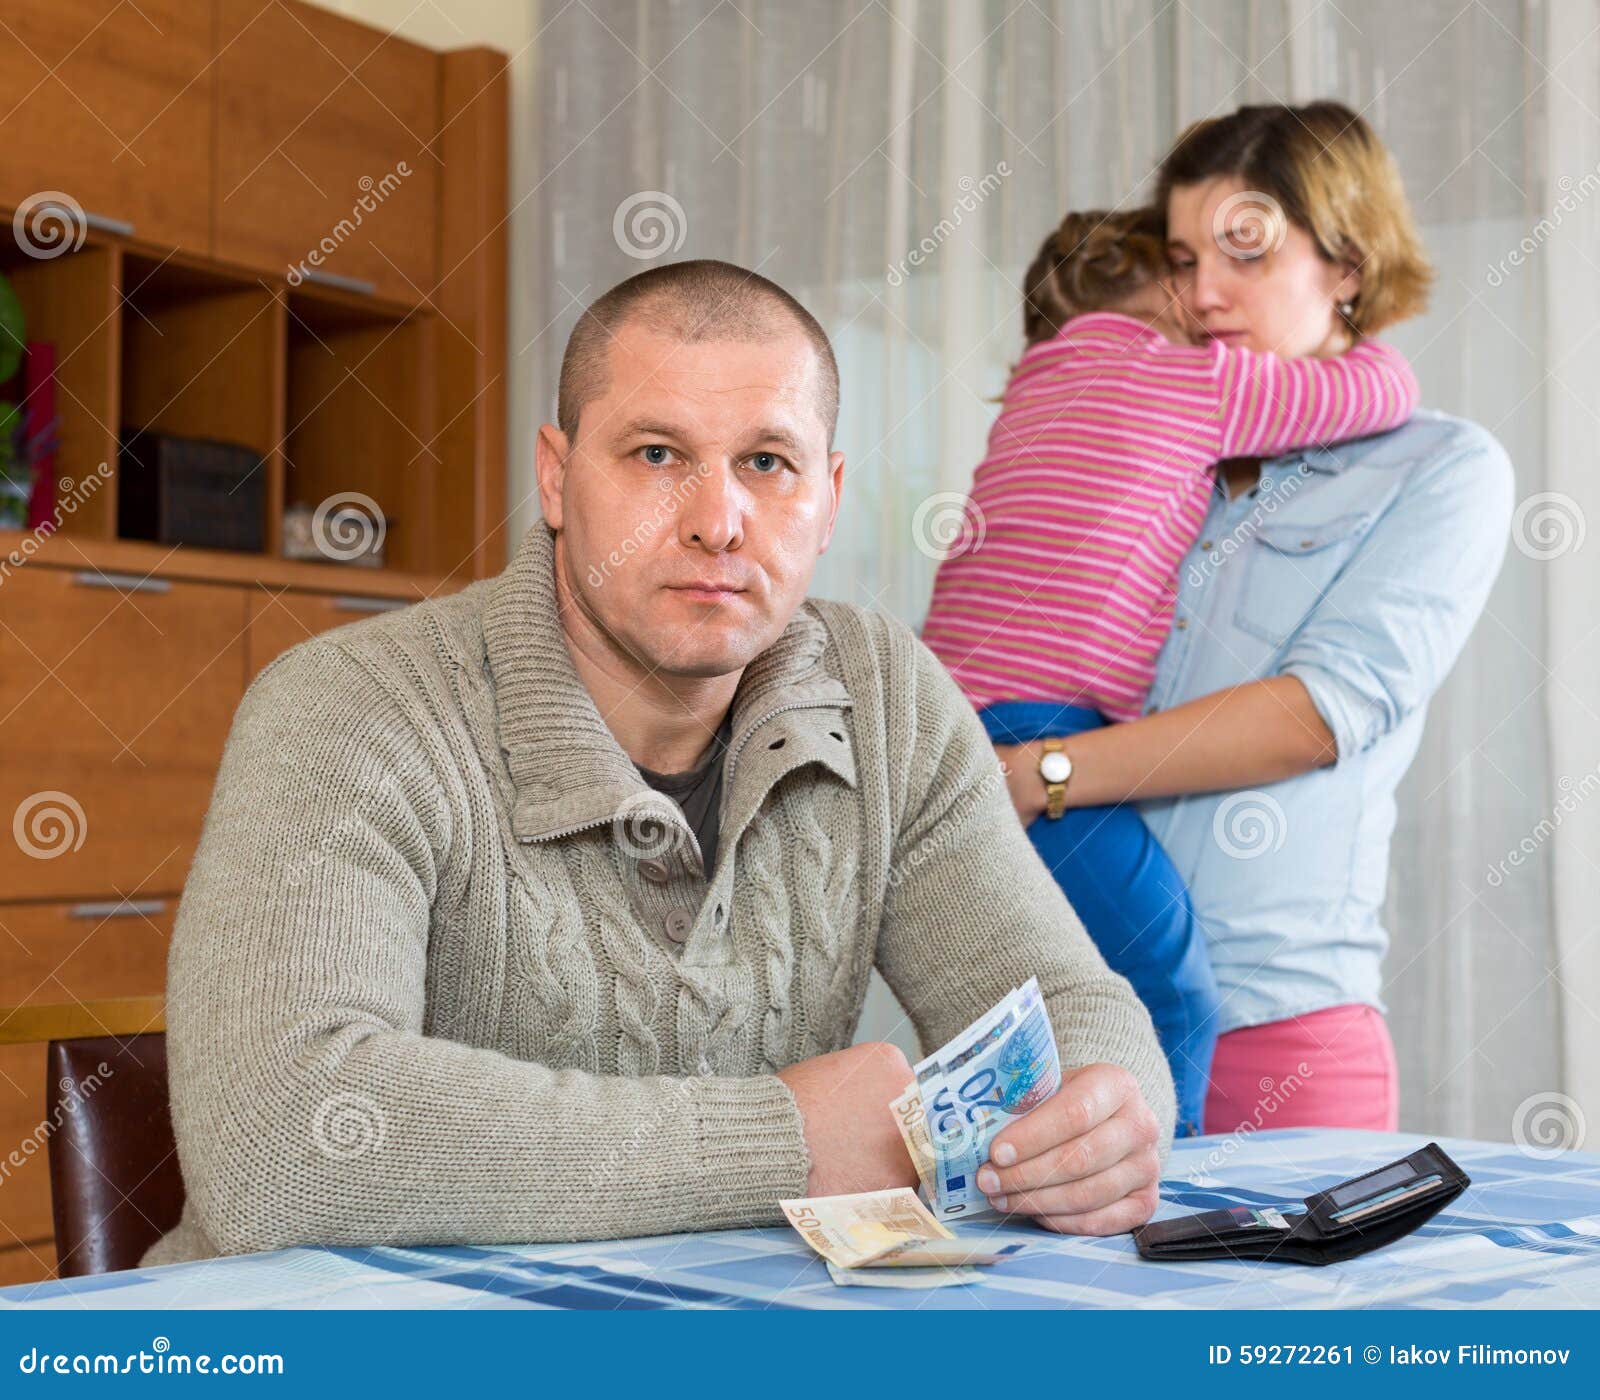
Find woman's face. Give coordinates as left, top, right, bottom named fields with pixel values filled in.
left=1165, top=175, right=1360, bottom=357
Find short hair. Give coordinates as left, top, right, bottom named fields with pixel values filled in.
left=556, top=259, right=840, bottom=449
left=1022, top=207, right=1168, bottom=346
left=1155, top=101, right=1433, bottom=336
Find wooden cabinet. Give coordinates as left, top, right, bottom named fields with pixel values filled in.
left=0, top=898, right=175, bottom=1263
left=213, top=0, right=441, bottom=302
left=0, top=568, right=247, bottom=902
left=0, top=0, right=503, bottom=1285
left=0, top=1, right=214, bottom=252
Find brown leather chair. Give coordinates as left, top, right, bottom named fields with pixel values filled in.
left=0, top=998, right=184, bottom=1277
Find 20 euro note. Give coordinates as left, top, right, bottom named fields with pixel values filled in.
left=914, top=977, right=1061, bottom=1222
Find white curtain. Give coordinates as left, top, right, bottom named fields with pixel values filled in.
left=525, top=0, right=1590, bottom=1147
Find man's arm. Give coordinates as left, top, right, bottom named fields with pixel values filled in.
left=867, top=620, right=1175, bottom=1233
left=165, top=640, right=810, bottom=1255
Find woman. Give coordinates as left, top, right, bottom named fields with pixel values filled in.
left=992, top=101, right=1514, bottom=1135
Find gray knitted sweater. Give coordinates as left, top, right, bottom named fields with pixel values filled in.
left=142, top=523, right=1174, bottom=1265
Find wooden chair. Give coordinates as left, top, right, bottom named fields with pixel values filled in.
left=0, top=998, right=181, bottom=1278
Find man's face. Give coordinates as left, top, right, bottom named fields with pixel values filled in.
left=536, top=321, right=844, bottom=680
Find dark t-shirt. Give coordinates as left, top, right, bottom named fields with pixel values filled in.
left=636, top=712, right=733, bottom=878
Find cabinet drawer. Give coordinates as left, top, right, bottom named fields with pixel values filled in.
left=246, top=589, right=411, bottom=681
left=213, top=0, right=440, bottom=301
left=0, top=0, right=213, bottom=252
left=0, top=567, right=246, bottom=901
left=0, top=897, right=175, bottom=1008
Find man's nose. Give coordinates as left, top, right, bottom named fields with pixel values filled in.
left=677, top=461, right=744, bottom=552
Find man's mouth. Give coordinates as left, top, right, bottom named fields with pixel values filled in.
left=665, top=580, right=747, bottom=600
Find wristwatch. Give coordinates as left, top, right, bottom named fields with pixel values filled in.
left=1038, top=738, right=1073, bottom=820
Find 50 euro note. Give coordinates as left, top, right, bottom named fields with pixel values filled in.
left=778, top=1188, right=1028, bottom=1276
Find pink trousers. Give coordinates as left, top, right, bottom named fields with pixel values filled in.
left=1202, top=1002, right=1399, bottom=1135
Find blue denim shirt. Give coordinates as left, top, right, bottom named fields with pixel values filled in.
left=1136, top=411, right=1514, bottom=1035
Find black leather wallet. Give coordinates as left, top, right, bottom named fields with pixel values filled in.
left=1133, top=1141, right=1469, bottom=1266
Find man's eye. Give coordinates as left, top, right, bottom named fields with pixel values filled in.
left=640, top=445, right=673, bottom=465
left=748, top=452, right=783, bottom=473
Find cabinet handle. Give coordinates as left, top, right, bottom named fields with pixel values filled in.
left=68, top=899, right=167, bottom=919
left=294, top=265, right=377, bottom=297
left=82, top=209, right=135, bottom=237
left=72, top=571, right=171, bottom=594
left=330, top=595, right=407, bottom=614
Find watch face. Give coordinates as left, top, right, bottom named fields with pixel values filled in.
left=1039, top=750, right=1072, bottom=784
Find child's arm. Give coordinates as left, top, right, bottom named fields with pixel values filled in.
left=1211, top=338, right=1419, bottom=460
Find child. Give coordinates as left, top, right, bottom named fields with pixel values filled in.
left=921, top=207, right=1419, bottom=1135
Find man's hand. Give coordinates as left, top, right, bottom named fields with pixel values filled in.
left=776, top=1042, right=921, bottom=1198
left=992, top=741, right=1047, bottom=824
left=974, top=1062, right=1162, bottom=1234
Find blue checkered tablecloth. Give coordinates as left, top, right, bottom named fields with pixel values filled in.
left=3, top=1129, right=1596, bottom=1309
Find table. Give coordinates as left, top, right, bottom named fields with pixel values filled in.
left=3, top=1129, right=1597, bottom=1310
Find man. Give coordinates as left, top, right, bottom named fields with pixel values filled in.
left=143, top=259, right=1173, bottom=1266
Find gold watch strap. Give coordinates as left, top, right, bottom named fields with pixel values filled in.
left=1040, top=737, right=1069, bottom=820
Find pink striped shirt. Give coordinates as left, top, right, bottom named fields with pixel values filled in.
left=921, top=311, right=1419, bottom=721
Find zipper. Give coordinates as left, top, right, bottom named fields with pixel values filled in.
left=516, top=804, right=704, bottom=874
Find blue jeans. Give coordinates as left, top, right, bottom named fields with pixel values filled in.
left=979, top=701, right=1217, bottom=1137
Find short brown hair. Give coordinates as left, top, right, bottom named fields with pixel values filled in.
left=1022, top=207, right=1169, bottom=347
left=557, top=259, right=840, bottom=448
left=1155, top=101, right=1433, bottom=336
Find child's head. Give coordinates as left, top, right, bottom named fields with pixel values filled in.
left=1023, top=208, right=1189, bottom=345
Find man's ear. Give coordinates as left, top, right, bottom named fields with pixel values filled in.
left=535, top=422, right=570, bottom=530
left=817, top=449, right=845, bottom=554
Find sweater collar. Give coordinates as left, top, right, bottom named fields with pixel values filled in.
left=481, top=523, right=852, bottom=843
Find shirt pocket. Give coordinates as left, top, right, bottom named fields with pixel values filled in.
left=1233, top=511, right=1372, bottom=649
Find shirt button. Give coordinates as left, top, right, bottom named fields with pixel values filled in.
left=664, top=909, right=693, bottom=943
left=1200, top=540, right=1213, bottom=550
left=1174, top=618, right=1189, bottom=630
left=639, top=859, right=669, bottom=883
left=1299, top=538, right=1314, bottom=549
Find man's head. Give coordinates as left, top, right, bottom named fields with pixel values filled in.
left=537, top=260, right=845, bottom=682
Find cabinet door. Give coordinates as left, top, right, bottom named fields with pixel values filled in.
left=245, top=588, right=410, bottom=681
left=0, top=896, right=175, bottom=1269
left=213, top=0, right=440, bottom=302
left=0, top=567, right=246, bottom=901
left=0, top=0, right=213, bottom=252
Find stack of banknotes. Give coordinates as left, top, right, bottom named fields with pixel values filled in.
left=779, top=978, right=1061, bottom=1286
left=895, top=976, right=1062, bottom=1221
left=777, top=1188, right=1027, bottom=1287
